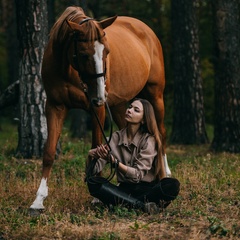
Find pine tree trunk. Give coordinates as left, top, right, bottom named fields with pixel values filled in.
left=2, top=0, right=19, bottom=85
left=211, top=0, right=240, bottom=153
left=16, top=0, right=48, bottom=158
left=170, top=0, right=209, bottom=144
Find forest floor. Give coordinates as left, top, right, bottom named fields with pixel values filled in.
left=0, top=120, right=239, bottom=240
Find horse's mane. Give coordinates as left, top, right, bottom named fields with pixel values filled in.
left=49, top=6, right=85, bottom=43
left=49, top=6, right=101, bottom=46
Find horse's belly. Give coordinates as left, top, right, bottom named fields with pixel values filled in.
left=106, top=18, right=164, bottom=104
left=107, top=46, right=151, bottom=103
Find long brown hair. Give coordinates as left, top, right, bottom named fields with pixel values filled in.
left=132, top=98, right=166, bottom=180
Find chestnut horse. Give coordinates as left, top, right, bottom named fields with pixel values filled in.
left=30, top=6, right=171, bottom=210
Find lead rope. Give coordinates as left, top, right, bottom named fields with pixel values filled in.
left=91, top=102, right=113, bottom=151
left=85, top=101, right=116, bottom=184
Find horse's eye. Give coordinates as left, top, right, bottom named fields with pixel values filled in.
left=80, top=53, right=88, bottom=59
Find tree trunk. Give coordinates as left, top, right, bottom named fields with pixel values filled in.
left=15, top=0, right=48, bottom=158
left=170, top=0, right=209, bottom=144
left=2, top=0, right=19, bottom=85
left=211, top=0, right=240, bottom=153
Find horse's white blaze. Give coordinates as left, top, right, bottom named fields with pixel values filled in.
left=93, top=41, right=106, bottom=102
left=163, top=154, right=172, bottom=177
left=30, top=178, right=48, bottom=209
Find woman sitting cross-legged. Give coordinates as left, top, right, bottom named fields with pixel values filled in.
left=86, top=98, right=180, bottom=214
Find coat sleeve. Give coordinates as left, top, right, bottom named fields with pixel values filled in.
left=91, top=158, right=107, bottom=175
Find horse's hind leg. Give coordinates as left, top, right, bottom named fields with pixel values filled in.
left=142, top=86, right=166, bottom=151
left=30, top=101, right=67, bottom=210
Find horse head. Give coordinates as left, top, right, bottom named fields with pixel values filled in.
left=66, top=16, right=117, bottom=107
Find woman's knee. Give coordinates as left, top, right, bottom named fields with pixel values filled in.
left=159, top=177, right=180, bottom=201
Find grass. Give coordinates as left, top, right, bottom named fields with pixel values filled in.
left=0, top=119, right=239, bottom=239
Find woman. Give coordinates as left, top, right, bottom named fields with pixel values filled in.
left=86, top=98, right=180, bottom=214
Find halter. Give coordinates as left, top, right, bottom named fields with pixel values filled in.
left=79, top=17, right=93, bottom=25
left=72, top=17, right=106, bottom=93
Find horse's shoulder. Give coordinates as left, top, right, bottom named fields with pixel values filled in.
left=107, top=16, right=155, bottom=43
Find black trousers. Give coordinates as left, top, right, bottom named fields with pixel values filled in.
left=87, top=177, right=180, bottom=210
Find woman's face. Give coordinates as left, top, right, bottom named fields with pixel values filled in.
left=125, top=100, right=144, bottom=124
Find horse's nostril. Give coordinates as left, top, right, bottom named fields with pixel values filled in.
left=91, top=98, right=104, bottom=107
left=91, top=99, right=98, bottom=106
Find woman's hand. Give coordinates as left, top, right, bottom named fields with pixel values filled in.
left=89, top=144, right=111, bottom=161
left=88, top=148, right=98, bottom=158
left=96, top=144, right=110, bottom=160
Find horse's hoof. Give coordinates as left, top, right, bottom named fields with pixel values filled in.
left=29, top=208, right=44, bottom=217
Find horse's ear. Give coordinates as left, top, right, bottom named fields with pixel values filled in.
left=66, top=20, right=80, bottom=31
left=99, top=16, right=117, bottom=29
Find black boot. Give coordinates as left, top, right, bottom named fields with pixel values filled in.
left=87, top=177, right=145, bottom=209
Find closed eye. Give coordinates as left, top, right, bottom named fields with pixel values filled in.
left=128, top=105, right=141, bottom=112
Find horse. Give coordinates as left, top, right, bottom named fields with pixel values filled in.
left=30, top=6, right=171, bottom=210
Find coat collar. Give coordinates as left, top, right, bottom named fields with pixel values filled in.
left=118, top=127, right=144, bottom=147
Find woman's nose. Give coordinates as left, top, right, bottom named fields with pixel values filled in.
left=127, top=108, right=131, bottom=114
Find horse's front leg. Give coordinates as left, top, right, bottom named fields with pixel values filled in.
left=86, top=105, right=105, bottom=205
left=30, top=102, right=67, bottom=210
left=91, top=105, right=106, bottom=148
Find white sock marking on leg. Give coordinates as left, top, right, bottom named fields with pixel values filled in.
left=30, top=178, right=48, bottom=209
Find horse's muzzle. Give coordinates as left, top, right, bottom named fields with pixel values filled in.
left=91, top=91, right=108, bottom=107
left=91, top=98, right=105, bottom=107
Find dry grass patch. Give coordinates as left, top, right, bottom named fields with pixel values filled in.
left=0, top=124, right=239, bottom=239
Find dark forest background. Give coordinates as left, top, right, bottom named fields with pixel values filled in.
left=0, top=0, right=213, bottom=123
left=0, top=0, right=239, bottom=154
